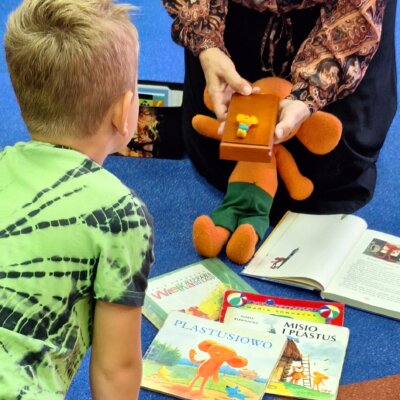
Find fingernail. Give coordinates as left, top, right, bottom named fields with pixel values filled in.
left=242, top=85, right=252, bottom=95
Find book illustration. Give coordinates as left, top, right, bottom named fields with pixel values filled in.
left=116, top=106, right=183, bottom=159
left=225, top=385, right=248, bottom=399
left=222, top=308, right=349, bottom=400
left=130, top=106, right=159, bottom=158
left=183, top=283, right=227, bottom=320
left=143, top=258, right=257, bottom=329
left=139, top=92, right=166, bottom=107
left=221, top=291, right=345, bottom=326
left=364, top=238, right=400, bottom=264
left=185, top=340, right=248, bottom=394
left=138, top=81, right=183, bottom=107
left=114, top=80, right=184, bottom=158
left=270, top=247, right=299, bottom=269
left=142, top=312, right=287, bottom=400
left=317, top=305, right=341, bottom=325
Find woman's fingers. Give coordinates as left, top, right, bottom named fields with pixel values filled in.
left=275, top=99, right=310, bottom=143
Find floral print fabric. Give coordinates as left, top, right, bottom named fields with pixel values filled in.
left=161, top=0, right=386, bottom=112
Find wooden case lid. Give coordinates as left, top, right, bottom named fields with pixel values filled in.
left=220, top=93, right=279, bottom=163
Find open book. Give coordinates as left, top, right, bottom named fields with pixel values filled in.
left=242, top=212, right=400, bottom=320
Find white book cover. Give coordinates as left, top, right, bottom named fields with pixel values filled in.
left=223, top=307, right=350, bottom=400
left=141, top=311, right=287, bottom=400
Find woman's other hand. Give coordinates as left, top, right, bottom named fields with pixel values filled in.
left=274, top=99, right=311, bottom=143
left=199, top=48, right=253, bottom=121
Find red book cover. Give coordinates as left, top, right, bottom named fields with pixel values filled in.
left=219, top=290, right=345, bottom=326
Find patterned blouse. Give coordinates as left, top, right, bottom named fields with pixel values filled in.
left=161, top=0, right=387, bottom=113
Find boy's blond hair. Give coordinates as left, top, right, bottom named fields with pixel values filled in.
left=5, top=0, right=138, bottom=139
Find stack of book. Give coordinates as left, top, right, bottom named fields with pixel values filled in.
left=141, top=258, right=350, bottom=400
left=115, top=80, right=184, bottom=159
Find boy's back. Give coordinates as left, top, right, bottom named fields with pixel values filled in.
left=2, top=0, right=154, bottom=397
left=0, top=141, right=153, bottom=398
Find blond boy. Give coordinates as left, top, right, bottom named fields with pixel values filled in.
left=0, top=1, right=153, bottom=399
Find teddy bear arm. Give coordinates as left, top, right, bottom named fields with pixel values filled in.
left=296, top=111, right=342, bottom=155
left=192, top=115, right=222, bottom=141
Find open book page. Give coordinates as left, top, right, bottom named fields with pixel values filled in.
left=242, top=212, right=367, bottom=291
left=323, top=229, right=400, bottom=318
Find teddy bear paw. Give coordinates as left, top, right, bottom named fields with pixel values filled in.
left=226, top=224, right=258, bottom=265
left=193, top=215, right=230, bottom=258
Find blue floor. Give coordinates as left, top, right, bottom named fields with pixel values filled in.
left=0, top=1, right=399, bottom=399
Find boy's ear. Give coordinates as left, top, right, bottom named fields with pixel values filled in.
left=111, top=90, right=133, bottom=137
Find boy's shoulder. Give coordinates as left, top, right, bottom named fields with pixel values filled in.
left=1, top=140, right=142, bottom=208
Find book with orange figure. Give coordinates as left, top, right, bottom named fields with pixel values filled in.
left=141, top=311, right=287, bottom=400
left=221, top=307, right=350, bottom=400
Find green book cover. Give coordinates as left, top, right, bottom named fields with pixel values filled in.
left=143, top=258, right=257, bottom=329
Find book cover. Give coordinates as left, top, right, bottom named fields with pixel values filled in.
left=219, top=290, right=345, bottom=326
left=115, top=105, right=183, bottom=159
left=138, top=80, right=183, bottom=107
left=141, top=311, right=287, bottom=400
left=143, top=258, right=257, bottom=329
left=222, top=307, right=349, bottom=400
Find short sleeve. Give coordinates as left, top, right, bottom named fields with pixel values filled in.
left=93, top=192, right=154, bottom=307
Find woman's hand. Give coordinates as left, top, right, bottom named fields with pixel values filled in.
left=199, top=48, right=253, bottom=121
left=274, top=99, right=311, bottom=143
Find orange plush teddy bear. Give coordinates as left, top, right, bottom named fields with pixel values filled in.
left=192, top=77, right=342, bottom=265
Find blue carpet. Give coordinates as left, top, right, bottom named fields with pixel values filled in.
left=0, top=1, right=399, bottom=399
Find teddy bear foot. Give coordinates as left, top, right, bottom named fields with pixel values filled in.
left=193, top=215, right=230, bottom=258
left=226, top=224, right=258, bottom=265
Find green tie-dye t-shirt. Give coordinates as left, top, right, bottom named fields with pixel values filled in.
left=0, top=141, right=154, bottom=399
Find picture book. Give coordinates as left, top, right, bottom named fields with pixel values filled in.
left=141, top=311, right=287, bottom=400
left=115, top=105, right=183, bottom=159
left=242, top=211, right=400, bottom=320
left=222, top=307, right=350, bottom=400
left=219, top=290, right=345, bottom=326
left=143, top=258, right=257, bottom=329
left=138, top=80, right=183, bottom=107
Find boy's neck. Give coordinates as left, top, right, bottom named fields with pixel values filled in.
left=32, top=130, right=116, bottom=165
left=30, top=90, right=135, bottom=164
